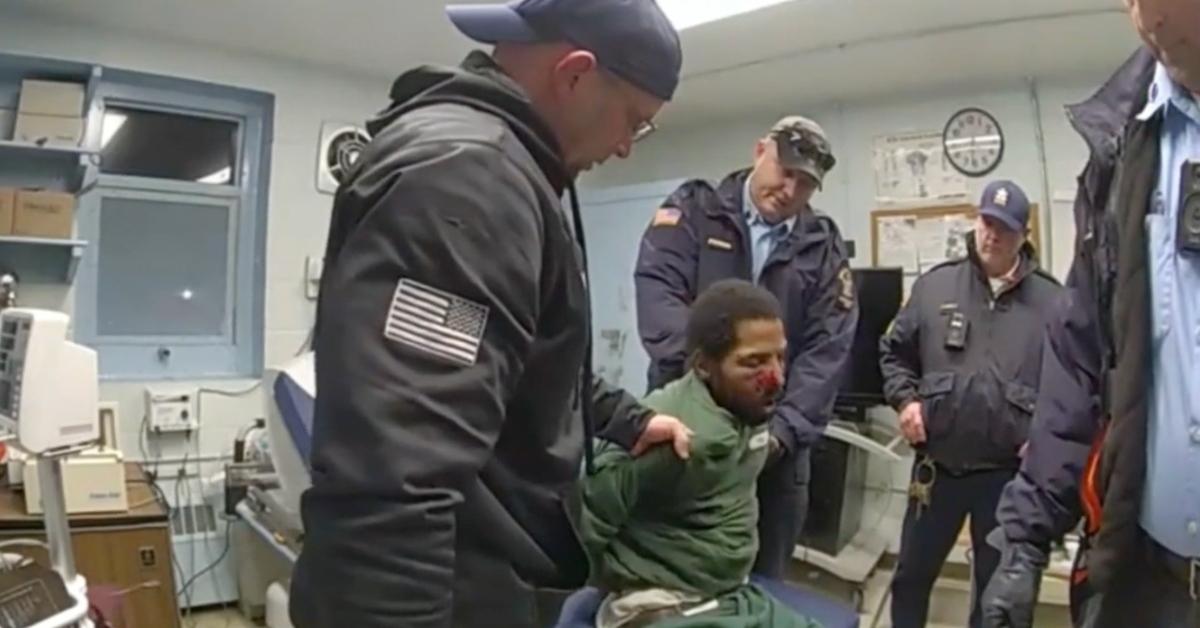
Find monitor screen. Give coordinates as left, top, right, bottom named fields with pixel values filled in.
left=0, top=317, right=26, bottom=424
left=837, top=267, right=904, bottom=408
left=0, top=379, right=11, bottom=417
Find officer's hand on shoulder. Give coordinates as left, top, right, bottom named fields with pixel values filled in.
left=766, top=436, right=783, bottom=466
left=898, top=400, right=926, bottom=445
left=632, top=414, right=693, bottom=460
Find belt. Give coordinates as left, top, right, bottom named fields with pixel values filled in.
left=1146, top=536, right=1200, bottom=601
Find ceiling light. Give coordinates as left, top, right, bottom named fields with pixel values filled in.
left=657, top=0, right=795, bottom=30
left=196, top=167, right=231, bottom=184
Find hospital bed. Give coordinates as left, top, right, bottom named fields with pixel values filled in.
left=246, top=353, right=859, bottom=628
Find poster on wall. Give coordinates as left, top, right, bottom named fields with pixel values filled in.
left=874, top=213, right=975, bottom=275
left=872, top=131, right=970, bottom=206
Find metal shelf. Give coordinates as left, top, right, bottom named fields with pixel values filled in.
left=0, top=139, right=96, bottom=158
left=0, top=140, right=98, bottom=193
left=0, top=236, right=87, bottom=283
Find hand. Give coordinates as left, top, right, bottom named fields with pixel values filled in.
left=767, top=435, right=784, bottom=465
left=631, top=414, right=693, bottom=460
left=981, top=531, right=1048, bottom=628
left=898, top=401, right=926, bottom=445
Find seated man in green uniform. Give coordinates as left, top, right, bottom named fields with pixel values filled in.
left=581, top=280, right=822, bottom=628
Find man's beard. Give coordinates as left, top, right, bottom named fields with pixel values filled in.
left=709, top=382, right=773, bottom=427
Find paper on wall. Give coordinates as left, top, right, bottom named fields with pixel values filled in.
left=915, top=218, right=948, bottom=268
left=944, top=215, right=976, bottom=261
left=873, top=131, right=970, bottom=206
left=876, top=216, right=919, bottom=273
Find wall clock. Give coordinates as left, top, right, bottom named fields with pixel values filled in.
left=942, top=107, right=1004, bottom=177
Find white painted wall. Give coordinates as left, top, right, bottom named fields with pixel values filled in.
left=0, top=13, right=386, bottom=479
left=582, top=74, right=1113, bottom=280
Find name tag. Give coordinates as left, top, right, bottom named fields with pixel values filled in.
left=706, top=237, right=733, bottom=251
left=749, top=430, right=770, bottom=450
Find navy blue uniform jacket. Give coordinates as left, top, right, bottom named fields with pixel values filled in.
left=634, top=169, right=858, bottom=454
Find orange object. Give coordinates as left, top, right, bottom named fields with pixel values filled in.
left=1080, top=422, right=1108, bottom=536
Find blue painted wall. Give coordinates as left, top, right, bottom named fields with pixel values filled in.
left=580, top=179, right=684, bottom=397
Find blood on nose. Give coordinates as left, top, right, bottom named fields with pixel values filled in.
left=755, top=370, right=782, bottom=396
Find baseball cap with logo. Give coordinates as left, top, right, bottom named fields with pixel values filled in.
left=769, top=116, right=836, bottom=188
left=979, top=180, right=1031, bottom=233
left=445, top=0, right=683, bottom=102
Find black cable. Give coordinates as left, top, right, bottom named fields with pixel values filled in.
left=141, top=465, right=189, bottom=625
left=196, top=383, right=262, bottom=398
left=139, top=414, right=162, bottom=481
left=173, top=476, right=195, bottom=616
left=175, top=513, right=233, bottom=599
left=137, top=419, right=192, bottom=622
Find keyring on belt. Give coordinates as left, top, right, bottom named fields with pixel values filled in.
left=908, top=455, right=937, bottom=519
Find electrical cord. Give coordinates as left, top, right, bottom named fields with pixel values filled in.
left=139, top=383, right=257, bottom=622
left=197, top=383, right=262, bottom=398
left=173, top=474, right=195, bottom=618
left=174, top=513, right=233, bottom=609
left=139, top=469, right=193, bottom=625
left=173, top=428, right=238, bottom=625
left=296, top=327, right=314, bottom=357
left=0, top=539, right=48, bottom=571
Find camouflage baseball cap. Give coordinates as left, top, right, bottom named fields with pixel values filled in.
left=769, top=116, right=836, bottom=188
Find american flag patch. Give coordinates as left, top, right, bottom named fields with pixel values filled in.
left=652, top=207, right=681, bottom=227
left=383, top=279, right=489, bottom=366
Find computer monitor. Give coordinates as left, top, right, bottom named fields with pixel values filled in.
left=0, top=309, right=98, bottom=454
left=836, top=267, right=904, bottom=412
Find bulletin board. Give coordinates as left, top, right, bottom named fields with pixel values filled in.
left=870, top=203, right=1040, bottom=292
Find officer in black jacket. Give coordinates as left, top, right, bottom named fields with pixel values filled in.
left=290, top=2, right=693, bottom=627
left=879, top=181, right=1063, bottom=628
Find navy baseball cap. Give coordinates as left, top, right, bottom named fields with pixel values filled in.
left=445, top=0, right=683, bottom=102
left=979, top=180, right=1030, bottom=233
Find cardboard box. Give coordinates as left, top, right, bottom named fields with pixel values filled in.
left=17, top=80, right=85, bottom=117
left=13, top=190, right=75, bottom=239
left=0, top=108, right=14, bottom=141
left=0, top=189, right=14, bottom=236
left=13, top=113, right=84, bottom=147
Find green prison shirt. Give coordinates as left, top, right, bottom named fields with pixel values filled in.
left=581, top=371, right=771, bottom=596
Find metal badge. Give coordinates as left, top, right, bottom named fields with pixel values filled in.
left=705, top=237, right=733, bottom=251
left=1178, top=161, right=1200, bottom=254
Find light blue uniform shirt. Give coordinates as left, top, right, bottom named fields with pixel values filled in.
left=742, top=178, right=796, bottom=283
left=1138, top=63, right=1200, bottom=558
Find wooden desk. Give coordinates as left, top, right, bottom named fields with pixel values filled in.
left=0, top=463, right=180, bottom=628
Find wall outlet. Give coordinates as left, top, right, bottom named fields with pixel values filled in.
left=145, top=386, right=199, bottom=433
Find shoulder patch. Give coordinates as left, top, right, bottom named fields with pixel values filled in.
left=652, top=207, right=682, bottom=227
left=384, top=279, right=489, bottom=366
left=836, top=265, right=855, bottom=311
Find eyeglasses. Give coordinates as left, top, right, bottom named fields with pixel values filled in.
left=633, top=120, right=658, bottom=143
left=596, top=66, right=658, bottom=144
